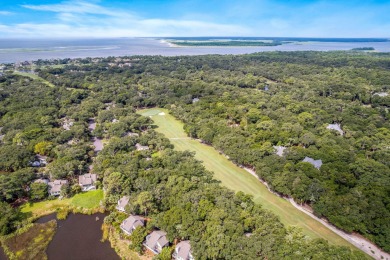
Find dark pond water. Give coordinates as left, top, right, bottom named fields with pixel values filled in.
left=0, top=246, right=6, bottom=260
left=37, top=213, right=119, bottom=260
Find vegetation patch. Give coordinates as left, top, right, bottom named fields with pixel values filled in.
left=21, top=198, right=72, bottom=218
left=71, top=190, right=104, bottom=209
left=105, top=224, right=144, bottom=260
left=21, top=190, right=104, bottom=219
left=1, top=220, right=56, bottom=260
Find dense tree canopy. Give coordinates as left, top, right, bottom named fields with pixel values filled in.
left=0, top=51, right=389, bottom=254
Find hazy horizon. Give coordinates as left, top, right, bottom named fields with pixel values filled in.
left=0, top=0, right=389, bottom=38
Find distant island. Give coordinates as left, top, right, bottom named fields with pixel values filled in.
left=168, top=40, right=284, bottom=47
left=351, top=47, right=375, bottom=51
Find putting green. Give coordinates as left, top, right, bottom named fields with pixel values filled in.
left=138, top=108, right=356, bottom=250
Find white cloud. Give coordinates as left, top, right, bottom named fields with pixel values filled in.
left=0, top=11, right=13, bottom=15
left=22, top=1, right=129, bottom=17
left=0, top=0, right=252, bottom=37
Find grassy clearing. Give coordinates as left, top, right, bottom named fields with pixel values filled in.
left=21, top=198, right=72, bottom=217
left=71, top=190, right=103, bottom=209
left=13, top=71, right=55, bottom=88
left=138, top=108, right=356, bottom=250
left=21, top=190, right=104, bottom=218
left=2, top=220, right=56, bottom=260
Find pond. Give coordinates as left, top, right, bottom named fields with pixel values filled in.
left=0, top=246, right=6, bottom=260
left=39, top=213, right=119, bottom=260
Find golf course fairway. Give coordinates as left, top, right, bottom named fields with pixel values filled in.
left=138, top=108, right=356, bottom=250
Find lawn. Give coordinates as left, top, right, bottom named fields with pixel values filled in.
left=71, top=189, right=104, bottom=209
left=138, top=108, right=356, bottom=250
left=21, top=198, right=72, bottom=217
left=21, top=190, right=104, bottom=217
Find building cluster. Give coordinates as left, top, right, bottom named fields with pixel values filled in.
left=34, top=173, right=97, bottom=196
left=117, top=196, right=194, bottom=260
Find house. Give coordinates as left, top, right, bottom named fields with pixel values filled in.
left=373, top=92, right=388, bottom=97
left=48, top=180, right=68, bottom=196
left=31, top=155, right=48, bottom=167
left=120, top=215, right=144, bottom=235
left=127, top=132, right=139, bottom=137
left=173, top=241, right=194, bottom=260
left=302, top=157, right=322, bottom=170
left=273, top=146, right=286, bottom=157
left=144, top=230, right=169, bottom=254
left=79, top=173, right=97, bottom=191
left=116, top=196, right=130, bottom=212
left=192, top=98, right=200, bottom=103
left=326, top=123, right=344, bottom=136
left=135, top=143, right=149, bottom=151
left=34, top=178, right=49, bottom=185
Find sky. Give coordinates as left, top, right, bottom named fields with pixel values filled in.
left=0, top=0, right=389, bottom=38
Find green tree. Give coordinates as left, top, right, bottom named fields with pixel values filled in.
left=30, top=182, right=48, bottom=200
left=129, top=226, right=148, bottom=253
left=34, top=141, right=53, bottom=155
left=0, top=201, right=21, bottom=235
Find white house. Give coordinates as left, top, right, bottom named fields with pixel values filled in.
left=79, top=173, right=97, bottom=191
left=116, top=196, right=130, bottom=212
left=173, top=240, right=194, bottom=260
left=48, top=180, right=68, bottom=196
left=144, top=230, right=169, bottom=254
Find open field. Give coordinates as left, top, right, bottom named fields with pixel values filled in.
left=71, top=190, right=103, bottom=209
left=21, top=198, right=72, bottom=217
left=21, top=190, right=104, bottom=217
left=138, top=108, right=357, bottom=250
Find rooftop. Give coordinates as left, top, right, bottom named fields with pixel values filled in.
left=303, top=157, right=322, bottom=170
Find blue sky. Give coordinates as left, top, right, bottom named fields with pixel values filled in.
left=0, top=0, right=389, bottom=38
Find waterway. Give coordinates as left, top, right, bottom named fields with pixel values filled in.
left=0, top=246, right=6, bottom=260
left=39, top=213, right=119, bottom=260
left=1, top=38, right=390, bottom=63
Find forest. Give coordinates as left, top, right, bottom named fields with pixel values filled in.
left=0, top=51, right=389, bottom=258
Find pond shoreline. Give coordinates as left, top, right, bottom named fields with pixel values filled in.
left=37, top=212, right=120, bottom=260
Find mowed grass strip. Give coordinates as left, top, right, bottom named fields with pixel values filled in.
left=138, top=108, right=356, bottom=250
left=13, top=71, right=55, bottom=88
left=71, top=190, right=103, bottom=209
left=21, top=190, right=104, bottom=216
left=21, top=198, right=72, bottom=217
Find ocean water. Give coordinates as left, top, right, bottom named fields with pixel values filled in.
left=0, top=37, right=390, bottom=63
